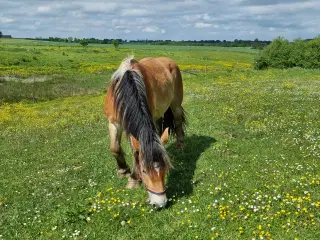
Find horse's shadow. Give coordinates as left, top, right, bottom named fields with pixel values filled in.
left=166, top=135, right=216, bottom=200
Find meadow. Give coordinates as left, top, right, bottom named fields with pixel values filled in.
left=0, top=39, right=319, bottom=239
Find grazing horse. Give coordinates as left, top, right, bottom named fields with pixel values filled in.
left=104, top=56, right=186, bottom=208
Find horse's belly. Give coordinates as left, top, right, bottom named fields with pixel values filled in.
left=152, top=91, right=173, bottom=120
left=153, top=104, right=170, bottom=120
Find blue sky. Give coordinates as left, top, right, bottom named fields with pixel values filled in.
left=0, top=0, right=319, bottom=41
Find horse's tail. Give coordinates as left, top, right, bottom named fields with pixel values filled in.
left=112, top=69, right=170, bottom=172
left=157, top=107, right=187, bottom=136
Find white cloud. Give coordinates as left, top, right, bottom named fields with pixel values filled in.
left=121, top=9, right=151, bottom=17
left=0, top=17, right=16, bottom=23
left=243, top=1, right=316, bottom=15
left=161, top=29, right=166, bottom=34
left=115, top=26, right=127, bottom=29
left=202, top=14, right=212, bottom=21
left=37, top=6, right=52, bottom=13
left=183, top=15, right=202, bottom=21
left=195, top=22, right=213, bottom=28
left=79, top=2, right=118, bottom=13
left=183, top=14, right=212, bottom=22
left=142, top=26, right=158, bottom=33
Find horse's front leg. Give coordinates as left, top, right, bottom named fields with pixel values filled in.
left=126, top=150, right=141, bottom=189
left=108, top=121, right=131, bottom=177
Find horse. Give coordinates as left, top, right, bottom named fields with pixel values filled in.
left=104, top=56, right=186, bottom=208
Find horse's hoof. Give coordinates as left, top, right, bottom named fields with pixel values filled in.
left=117, top=168, right=131, bottom=178
left=126, top=178, right=141, bottom=189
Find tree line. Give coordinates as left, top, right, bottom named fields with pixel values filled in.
left=26, top=36, right=270, bottom=48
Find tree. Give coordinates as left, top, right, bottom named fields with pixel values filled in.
left=112, top=39, right=120, bottom=49
left=79, top=40, right=89, bottom=47
left=252, top=38, right=263, bottom=49
left=0, top=31, right=2, bottom=38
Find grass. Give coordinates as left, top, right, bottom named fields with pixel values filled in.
left=0, top=39, right=319, bottom=239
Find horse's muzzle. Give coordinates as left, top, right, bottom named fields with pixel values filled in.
left=147, top=191, right=168, bottom=209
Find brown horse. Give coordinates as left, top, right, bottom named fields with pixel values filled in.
left=104, top=56, right=186, bottom=208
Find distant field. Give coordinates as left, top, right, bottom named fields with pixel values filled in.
left=0, top=38, right=254, bottom=103
left=0, top=39, right=319, bottom=239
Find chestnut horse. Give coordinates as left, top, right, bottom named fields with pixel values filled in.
left=104, top=56, right=186, bottom=208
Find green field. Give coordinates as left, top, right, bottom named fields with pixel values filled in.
left=0, top=39, right=319, bottom=239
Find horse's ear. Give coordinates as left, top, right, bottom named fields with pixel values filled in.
left=160, top=128, right=169, bottom=145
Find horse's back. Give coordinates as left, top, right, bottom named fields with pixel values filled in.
left=137, top=57, right=183, bottom=119
left=139, top=57, right=180, bottom=77
left=138, top=57, right=183, bottom=98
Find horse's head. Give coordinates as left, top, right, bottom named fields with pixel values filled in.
left=131, top=128, right=170, bottom=208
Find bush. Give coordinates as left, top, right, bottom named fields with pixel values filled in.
left=79, top=40, right=89, bottom=47
left=254, top=37, right=320, bottom=69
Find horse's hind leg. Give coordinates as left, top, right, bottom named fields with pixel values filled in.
left=108, top=122, right=131, bottom=177
left=171, top=105, right=185, bottom=149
